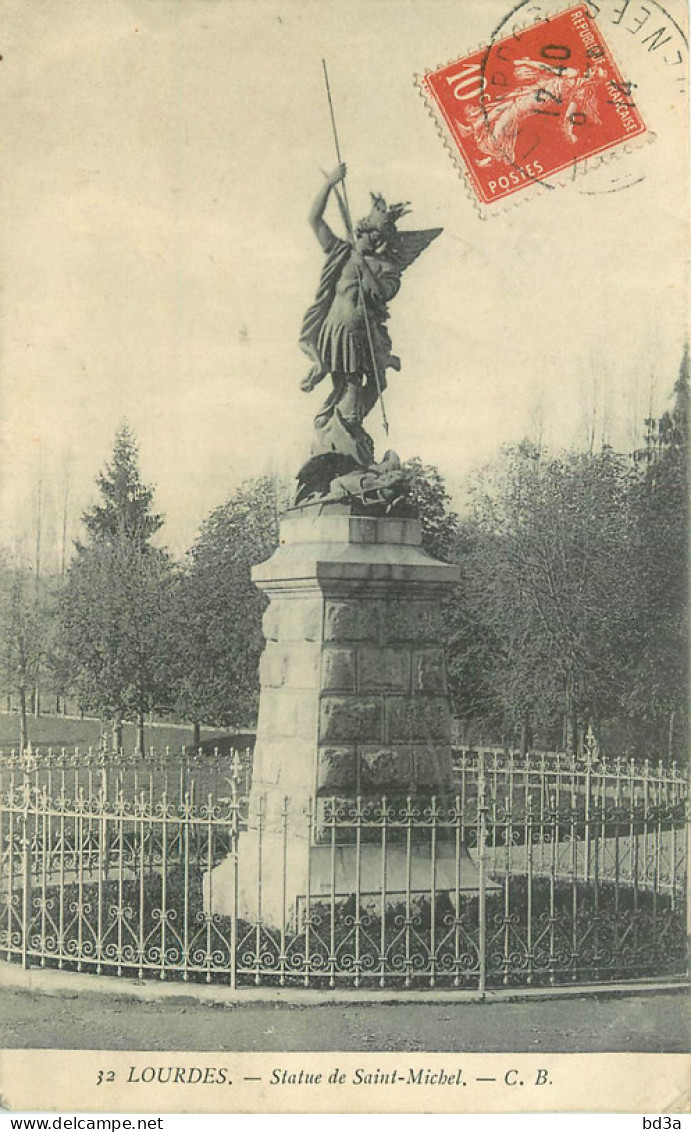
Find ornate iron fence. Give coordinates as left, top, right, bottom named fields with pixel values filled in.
left=0, top=745, right=253, bottom=809
left=0, top=747, right=687, bottom=990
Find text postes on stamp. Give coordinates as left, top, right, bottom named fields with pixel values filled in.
left=419, top=4, right=647, bottom=208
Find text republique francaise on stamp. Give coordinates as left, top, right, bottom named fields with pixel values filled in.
left=419, top=4, right=646, bottom=208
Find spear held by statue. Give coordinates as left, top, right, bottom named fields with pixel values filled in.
left=321, top=59, right=390, bottom=436
left=295, top=61, right=442, bottom=502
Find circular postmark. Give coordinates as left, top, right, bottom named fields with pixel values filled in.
left=418, top=0, right=687, bottom=210
left=488, top=0, right=687, bottom=195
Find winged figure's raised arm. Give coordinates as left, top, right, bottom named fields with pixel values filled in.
left=309, top=163, right=347, bottom=251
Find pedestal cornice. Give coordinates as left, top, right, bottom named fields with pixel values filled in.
left=252, top=508, right=460, bottom=591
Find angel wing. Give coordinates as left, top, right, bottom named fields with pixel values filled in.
left=385, top=228, right=442, bottom=274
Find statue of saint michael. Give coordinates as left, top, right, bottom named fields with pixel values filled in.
left=299, top=163, right=441, bottom=473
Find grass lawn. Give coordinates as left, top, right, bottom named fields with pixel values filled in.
left=0, top=712, right=253, bottom=756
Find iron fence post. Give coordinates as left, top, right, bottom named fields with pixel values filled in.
left=478, top=753, right=488, bottom=997
left=686, top=757, right=691, bottom=976
left=584, top=755, right=592, bottom=884
left=20, top=782, right=31, bottom=970
left=227, top=778, right=240, bottom=991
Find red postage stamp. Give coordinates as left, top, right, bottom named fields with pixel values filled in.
left=419, top=4, right=647, bottom=208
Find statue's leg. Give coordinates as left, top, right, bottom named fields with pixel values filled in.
left=339, top=375, right=364, bottom=425
left=311, top=372, right=374, bottom=465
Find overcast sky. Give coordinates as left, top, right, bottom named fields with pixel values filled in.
left=0, top=0, right=687, bottom=566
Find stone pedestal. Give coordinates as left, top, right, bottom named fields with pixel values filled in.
left=206, top=505, right=483, bottom=926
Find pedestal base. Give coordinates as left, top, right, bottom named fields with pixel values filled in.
left=205, top=828, right=489, bottom=928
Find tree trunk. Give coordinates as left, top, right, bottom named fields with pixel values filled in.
left=192, top=720, right=201, bottom=751
left=18, top=688, right=28, bottom=750
left=559, top=674, right=575, bottom=756
left=564, top=679, right=577, bottom=756
left=112, top=718, right=123, bottom=754
left=137, top=708, right=145, bottom=756
left=34, top=684, right=40, bottom=717
left=519, top=714, right=532, bottom=756
left=668, top=710, right=676, bottom=761
left=569, top=706, right=578, bottom=756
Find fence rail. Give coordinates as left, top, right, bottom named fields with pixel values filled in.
left=0, top=747, right=687, bottom=990
left=1, top=743, right=685, bottom=809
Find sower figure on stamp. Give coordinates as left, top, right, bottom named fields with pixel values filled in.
left=296, top=162, right=441, bottom=508
left=458, top=59, right=608, bottom=166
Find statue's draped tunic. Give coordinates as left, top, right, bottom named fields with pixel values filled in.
left=299, top=235, right=401, bottom=464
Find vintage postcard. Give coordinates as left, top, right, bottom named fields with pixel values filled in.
left=0, top=0, right=688, bottom=1117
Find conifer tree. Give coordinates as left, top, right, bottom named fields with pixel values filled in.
left=58, top=423, right=173, bottom=752
left=81, top=421, right=163, bottom=546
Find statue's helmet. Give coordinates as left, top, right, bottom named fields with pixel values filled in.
left=355, top=194, right=411, bottom=242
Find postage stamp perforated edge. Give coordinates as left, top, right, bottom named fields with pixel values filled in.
left=414, top=0, right=657, bottom=219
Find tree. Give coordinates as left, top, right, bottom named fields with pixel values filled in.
left=58, top=423, right=173, bottom=752
left=0, top=557, right=48, bottom=748
left=82, top=421, right=162, bottom=547
left=624, top=350, right=689, bottom=759
left=400, top=460, right=498, bottom=735
left=461, top=443, right=636, bottom=751
left=403, top=458, right=460, bottom=562
left=170, top=476, right=280, bottom=734
left=442, top=518, right=507, bottom=741
left=60, top=540, right=175, bottom=750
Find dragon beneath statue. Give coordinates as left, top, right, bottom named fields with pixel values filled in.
left=294, top=449, right=412, bottom=515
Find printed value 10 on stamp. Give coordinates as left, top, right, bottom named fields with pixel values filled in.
left=419, top=3, right=647, bottom=208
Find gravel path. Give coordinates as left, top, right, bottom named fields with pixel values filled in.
left=1, top=986, right=688, bottom=1053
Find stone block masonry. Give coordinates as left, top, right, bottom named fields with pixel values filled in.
left=248, top=508, right=460, bottom=810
